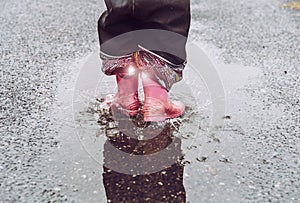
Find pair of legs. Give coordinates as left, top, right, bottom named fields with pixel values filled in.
left=105, top=51, right=185, bottom=121
left=98, top=0, right=191, bottom=121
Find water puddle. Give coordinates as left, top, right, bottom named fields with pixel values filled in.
left=46, top=41, right=263, bottom=202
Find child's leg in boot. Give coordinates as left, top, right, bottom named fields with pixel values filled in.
left=113, top=73, right=139, bottom=116
left=104, top=57, right=140, bottom=116
left=142, top=75, right=184, bottom=122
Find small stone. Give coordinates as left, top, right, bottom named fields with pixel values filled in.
left=222, top=115, right=232, bottom=120
left=208, top=165, right=217, bottom=176
left=196, top=157, right=208, bottom=162
left=53, top=187, right=61, bottom=191
left=219, top=158, right=232, bottom=163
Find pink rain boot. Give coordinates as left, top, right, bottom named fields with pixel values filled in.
left=142, top=76, right=185, bottom=122
left=104, top=59, right=140, bottom=116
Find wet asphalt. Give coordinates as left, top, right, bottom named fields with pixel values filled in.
left=0, top=0, right=299, bottom=202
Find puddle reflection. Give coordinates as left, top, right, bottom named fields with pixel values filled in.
left=100, top=107, right=186, bottom=203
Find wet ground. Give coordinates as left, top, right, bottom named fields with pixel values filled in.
left=1, top=0, right=299, bottom=202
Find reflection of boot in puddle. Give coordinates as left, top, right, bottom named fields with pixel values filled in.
left=101, top=111, right=186, bottom=202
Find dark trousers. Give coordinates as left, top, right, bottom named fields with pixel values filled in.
left=98, top=0, right=191, bottom=65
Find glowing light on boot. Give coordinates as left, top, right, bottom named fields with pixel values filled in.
left=127, top=65, right=135, bottom=76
